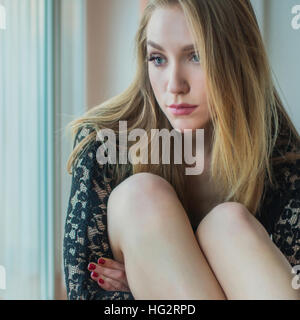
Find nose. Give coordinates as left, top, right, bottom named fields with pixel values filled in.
left=167, top=66, right=189, bottom=95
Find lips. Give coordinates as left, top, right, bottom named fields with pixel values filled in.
left=168, top=104, right=198, bottom=109
left=167, top=104, right=198, bottom=116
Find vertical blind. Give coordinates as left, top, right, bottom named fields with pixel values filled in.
left=0, top=0, right=85, bottom=299
left=0, top=0, right=54, bottom=299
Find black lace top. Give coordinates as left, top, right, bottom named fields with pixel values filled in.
left=63, top=125, right=300, bottom=300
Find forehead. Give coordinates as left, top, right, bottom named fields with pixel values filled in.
left=146, top=6, right=195, bottom=49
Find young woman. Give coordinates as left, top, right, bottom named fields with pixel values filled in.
left=64, top=0, right=300, bottom=300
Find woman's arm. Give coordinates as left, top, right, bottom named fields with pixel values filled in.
left=63, top=126, right=134, bottom=300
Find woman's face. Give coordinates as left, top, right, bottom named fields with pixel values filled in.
left=146, top=6, right=211, bottom=133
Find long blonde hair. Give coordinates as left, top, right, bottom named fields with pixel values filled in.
left=66, top=0, right=300, bottom=216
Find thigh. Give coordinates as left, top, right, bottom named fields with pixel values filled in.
left=107, top=174, right=226, bottom=299
left=194, top=202, right=296, bottom=299
left=107, top=172, right=178, bottom=265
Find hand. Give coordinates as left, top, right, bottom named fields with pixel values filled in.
left=87, top=257, right=131, bottom=292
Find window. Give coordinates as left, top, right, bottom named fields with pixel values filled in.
left=0, top=0, right=85, bottom=299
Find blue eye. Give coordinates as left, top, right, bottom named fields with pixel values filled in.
left=147, top=52, right=200, bottom=67
left=191, top=53, right=200, bottom=63
left=148, top=55, right=166, bottom=67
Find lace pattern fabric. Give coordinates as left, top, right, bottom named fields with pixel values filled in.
left=63, top=126, right=134, bottom=300
left=63, top=125, right=300, bottom=300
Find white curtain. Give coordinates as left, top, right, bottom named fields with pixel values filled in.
left=0, top=0, right=85, bottom=299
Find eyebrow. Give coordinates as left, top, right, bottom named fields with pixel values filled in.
left=147, top=40, right=196, bottom=52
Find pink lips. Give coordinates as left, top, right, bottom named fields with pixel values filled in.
left=168, top=104, right=198, bottom=116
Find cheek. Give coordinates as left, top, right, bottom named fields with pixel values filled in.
left=148, top=69, right=163, bottom=97
left=192, top=74, right=208, bottom=103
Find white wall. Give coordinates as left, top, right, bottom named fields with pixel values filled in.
left=86, top=1, right=299, bottom=132
left=266, top=0, right=300, bottom=132
left=86, top=0, right=140, bottom=109
left=251, top=0, right=300, bottom=133
left=251, top=0, right=266, bottom=37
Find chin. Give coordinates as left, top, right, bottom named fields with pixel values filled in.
left=171, top=121, right=207, bottom=133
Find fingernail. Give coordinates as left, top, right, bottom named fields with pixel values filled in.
left=99, top=278, right=104, bottom=284
left=98, top=258, right=105, bottom=265
left=91, top=271, right=99, bottom=278
left=88, top=263, right=96, bottom=271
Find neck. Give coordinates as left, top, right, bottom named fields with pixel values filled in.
left=182, top=122, right=213, bottom=171
left=193, top=122, right=213, bottom=159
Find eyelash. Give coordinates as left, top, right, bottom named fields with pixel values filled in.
left=147, top=52, right=200, bottom=67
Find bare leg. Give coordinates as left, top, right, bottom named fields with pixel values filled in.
left=107, top=173, right=226, bottom=300
left=195, top=202, right=300, bottom=300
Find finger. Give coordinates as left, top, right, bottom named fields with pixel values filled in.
left=87, top=261, right=129, bottom=287
left=97, top=257, right=125, bottom=271
left=98, top=276, right=130, bottom=292
left=94, top=264, right=129, bottom=287
left=90, top=271, right=130, bottom=292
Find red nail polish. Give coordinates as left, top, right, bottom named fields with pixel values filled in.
left=98, top=258, right=105, bottom=265
left=88, top=263, right=96, bottom=271
left=99, top=278, right=104, bottom=284
left=91, top=271, right=99, bottom=278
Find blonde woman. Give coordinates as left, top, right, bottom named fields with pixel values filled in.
left=63, top=0, right=300, bottom=300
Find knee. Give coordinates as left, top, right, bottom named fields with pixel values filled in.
left=109, top=172, right=175, bottom=202
left=210, top=201, right=251, bottom=224
left=107, top=172, right=176, bottom=221
left=196, top=201, right=255, bottom=241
